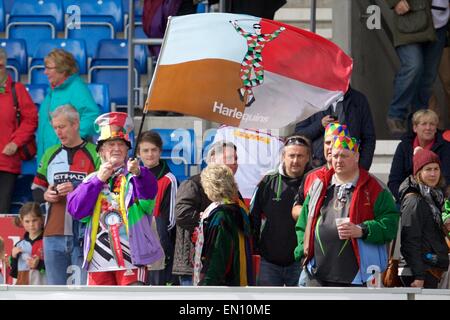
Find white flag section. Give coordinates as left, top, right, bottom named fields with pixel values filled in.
left=212, top=126, right=284, bottom=199
left=146, top=13, right=353, bottom=129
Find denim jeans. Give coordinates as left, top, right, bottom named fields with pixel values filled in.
left=388, top=26, right=447, bottom=120
left=44, top=235, right=86, bottom=285
left=178, top=275, right=193, bottom=286
left=257, top=257, right=301, bottom=286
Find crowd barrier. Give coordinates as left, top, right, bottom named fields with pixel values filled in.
left=0, top=285, right=449, bottom=300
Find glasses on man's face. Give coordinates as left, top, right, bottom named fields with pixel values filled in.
left=284, top=136, right=309, bottom=147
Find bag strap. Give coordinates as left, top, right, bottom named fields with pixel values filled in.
left=390, top=219, right=402, bottom=260
left=11, top=81, right=21, bottom=126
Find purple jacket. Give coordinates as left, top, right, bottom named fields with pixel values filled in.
left=67, top=166, right=163, bottom=268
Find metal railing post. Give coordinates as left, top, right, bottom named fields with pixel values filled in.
left=128, top=0, right=136, bottom=118
left=310, top=0, right=317, bottom=33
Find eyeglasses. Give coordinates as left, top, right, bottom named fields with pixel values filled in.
left=284, top=136, right=309, bottom=147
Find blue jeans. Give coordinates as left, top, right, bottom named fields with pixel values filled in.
left=257, top=257, right=301, bottom=286
left=44, top=235, right=86, bottom=285
left=178, top=275, right=193, bottom=286
left=388, top=26, right=447, bottom=120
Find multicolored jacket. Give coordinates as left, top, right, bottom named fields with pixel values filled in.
left=294, top=168, right=399, bottom=268
left=67, top=166, right=163, bottom=268
left=196, top=203, right=254, bottom=286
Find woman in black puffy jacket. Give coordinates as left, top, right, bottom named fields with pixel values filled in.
left=399, top=147, right=449, bottom=288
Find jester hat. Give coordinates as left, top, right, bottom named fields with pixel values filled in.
left=94, top=112, right=134, bottom=151
left=332, top=135, right=359, bottom=153
left=324, top=122, right=349, bottom=138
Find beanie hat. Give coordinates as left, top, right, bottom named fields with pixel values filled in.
left=324, top=122, right=349, bottom=138
left=94, top=112, right=134, bottom=151
left=413, top=147, right=441, bottom=176
left=332, top=135, right=359, bottom=153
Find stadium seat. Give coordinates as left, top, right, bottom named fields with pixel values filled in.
left=29, top=39, right=88, bottom=84
left=7, top=0, right=64, bottom=55
left=64, top=0, right=123, bottom=59
left=124, top=21, right=146, bottom=39
left=87, top=83, right=111, bottom=114
left=3, top=0, right=13, bottom=15
left=123, top=0, right=143, bottom=30
left=10, top=174, right=35, bottom=214
left=89, top=39, right=146, bottom=107
left=25, top=84, right=48, bottom=110
left=0, top=0, right=5, bottom=32
left=94, top=39, right=147, bottom=73
left=1, top=39, right=28, bottom=75
left=152, top=128, right=196, bottom=182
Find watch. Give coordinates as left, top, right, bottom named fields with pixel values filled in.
left=359, top=223, right=369, bottom=240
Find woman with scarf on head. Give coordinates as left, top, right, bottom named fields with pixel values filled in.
left=399, top=147, right=449, bottom=288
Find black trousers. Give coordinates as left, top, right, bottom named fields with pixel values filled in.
left=400, top=272, right=440, bottom=289
left=0, top=171, right=17, bottom=213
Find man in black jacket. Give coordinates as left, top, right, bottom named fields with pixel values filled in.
left=250, top=135, right=310, bottom=286
left=295, top=86, right=376, bottom=171
left=172, top=141, right=239, bottom=285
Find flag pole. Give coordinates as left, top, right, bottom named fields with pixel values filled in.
left=133, top=16, right=174, bottom=159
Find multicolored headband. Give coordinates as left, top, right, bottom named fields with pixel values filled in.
left=324, top=122, right=349, bottom=138
left=332, top=135, right=359, bottom=153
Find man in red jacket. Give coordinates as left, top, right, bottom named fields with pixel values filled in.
left=0, top=48, right=38, bottom=213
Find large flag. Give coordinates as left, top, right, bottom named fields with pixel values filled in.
left=146, top=13, right=353, bottom=129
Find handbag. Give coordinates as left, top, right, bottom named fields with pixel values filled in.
left=382, top=223, right=402, bottom=287
left=397, top=0, right=430, bottom=34
left=11, top=81, right=37, bottom=161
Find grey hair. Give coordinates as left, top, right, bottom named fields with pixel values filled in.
left=0, top=48, right=7, bottom=62
left=206, top=140, right=237, bottom=164
left=50, top=104, right=80, bottom=124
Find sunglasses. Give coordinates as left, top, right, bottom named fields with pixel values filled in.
left=284, top=136, right=309, bottom=147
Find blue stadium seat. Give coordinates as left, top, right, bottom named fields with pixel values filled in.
left=94, top=39, right=147, bottom=73
left=0, top=0, right=5, bottom=32
left=1, top=39, right=28, bottom=76
left=89, top=39, right=146, bottom=107
left=123, top=0, right=143, bottom=28
left=29, top=39, right=88, bottom=84
left=64, top=0, right=123, bottom=31
left=25, top=84, right=48, bottom=110
left=152, top=128, right=196, bottom=182
left=7, top=0, right=64, bottom=55
left=64, top=0, right=123, bottom=58
left=10, top=174, right=34, bottom=214
left=87, top=83, right=110, bottom=114
left=3, top=0, right=13, bottom=14
left=124, top=21, right=146, bottom=39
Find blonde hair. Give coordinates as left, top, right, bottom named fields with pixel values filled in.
left=412, top=109, right=439, bottom=126
left=44, top=49, right=78, bottom=76
left=201, top=164, right=238, bottom=202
